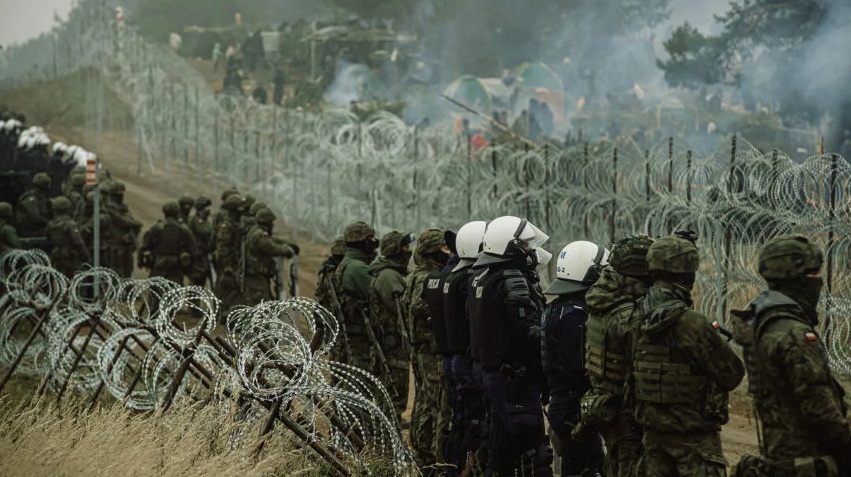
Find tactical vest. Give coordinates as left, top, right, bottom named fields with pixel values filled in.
left=585, top=302, right=633, bottom=395
left=542, top=297, right=587, bottom=382
left=633, top=308, right=710, bottom=408
left=334, top=259, right=368, bottom=337
left=423, top=270, right=450, bottom=355
left=45, top=216, right=76, bottom=258
left=443, top=268, right=473, bottom=355
left=245, top=227, right=274, bottom=277
left=468, top=267, right=539, bottom=368
left=150, top=220, right=187, bottom=269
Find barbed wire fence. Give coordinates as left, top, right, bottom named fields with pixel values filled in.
left=0, top=249, right=415, bottom=474
left=2, top=0, right=851, bottom=381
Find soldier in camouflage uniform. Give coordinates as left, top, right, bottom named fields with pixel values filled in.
left=0, top=202, right=21, bottom=255
left=214, top=194, right=249, bottom=315
left=316, top=237, right=346, bottom=361
left=64, top=173, right=86, bottom=213
left=211, top=187, right=241, bottom=234
left=582, top=234, right=654, bottom=477
left=402, top=228, right=451, bottom=472
left=178, top=194, right=194, bottom=225
left=16, top=172, right=53, bottom=238
left=632, top=233, right=744, bottom=476
left=334, top=221, right=379, bottom=371
left=243, top=207, right=294, bottom=305
left=730, top=235, right=851, bottom=477
left=138, top=200, right=194, bottom=284
left=45, top=196, right=91, bottom=277
left=368, top=230, right=414, bottom=421
left=104, top=181, right=142, bottom=277
left=188, top=196, right=213, bottom=288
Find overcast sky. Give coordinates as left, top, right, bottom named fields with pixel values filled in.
left=0, top=0, right=75, bottom=47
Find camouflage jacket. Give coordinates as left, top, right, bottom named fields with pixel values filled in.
left=334, top=248, right=374, bottom=336
left=214, top=212, right=241, bottom=271
left=315, top=256, right=342, bottom=314
left=104, top=199, right=141, bottom=248
left=632, top=281, right=744, bottom=434
left=140, top=217, right=194, bottom=269
left=0, top=220, right=21, bottom=255
left=15, top=189, right=51, bottom=236
left=584, top=266, right=647, bottom=399
left=45, top=213, right=89, bottom=261
left=244, top=225, right=293, bottom=278
left=401, top=253, right=443, bottom=355
left=368, top=256, right=408, bottom=361
left=188, top=211, right=212, bottom=257
left=730, top=290, right=851, bottom=462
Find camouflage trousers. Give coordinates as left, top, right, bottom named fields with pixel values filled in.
left=642, top=429, right=727, bottom=477
left=243, top=274, right=273, bottom=306
left=598, top=412, right=644, bottom=477
left=375, top=349, right=409, bottom=423
left=411, top=350, right=446, bottom=472
left=106, top=245, right=134, bottom=278
left=214, top=269, right=244, bottom=319
left=332, top=334, right=374, bottom=374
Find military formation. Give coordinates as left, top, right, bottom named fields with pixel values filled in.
left=318, top=216, right=851, bottom=477
left=4, top=111, right=850, bottom=477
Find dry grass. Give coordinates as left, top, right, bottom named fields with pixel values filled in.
left=0, top=395, right=344, bottom=476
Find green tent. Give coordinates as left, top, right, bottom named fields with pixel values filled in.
left=514, top=62, right=564, bottom=91
left=444, top=75, right=492, bottom=109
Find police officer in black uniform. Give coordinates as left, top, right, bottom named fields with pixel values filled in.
left=542, top=240, right=609, bottom=476
left=468, top=215, right=554, bottom=477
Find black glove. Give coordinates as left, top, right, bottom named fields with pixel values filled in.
left=289, top=242, right=300, bottom=256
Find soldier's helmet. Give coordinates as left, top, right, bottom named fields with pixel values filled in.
left=243, top=194, right=256, bottom=209
left=178, top=194, right=194, bottom=209
left=344, top=221, right=375, bottom=242
left=68, top=174, right=86, bottom=189
left=646, top=234, right=699, bottom=274
left=758, top=234, right=822, bottom=280
left=162, top=200, right=180, bottom=218
left=220, top=187, right=240, bottom=201
left=0, top=202, right=13, bottom=218
left=331, top=236, right=346, bottom=256
left=255, top=207, right=276, bottom=224
left=108, top=181, right=126, bottom=194
left=380, top=231, right=414, bottom=258
left=32, top=172, right=52, bottom=189
left=610, top=235, right=655, bottom=277
left=221, top=194, right=247, bottom=210
left=194, top=195, right=212, bottom=211
left=249, top=201, right=267, bottom=217
left=415, top=228, right=446, bottom=256
left=51, top=196, right=72, bottom=213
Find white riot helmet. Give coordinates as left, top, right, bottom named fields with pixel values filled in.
left=452, top=220, right=487, bottom=272
left=476, top=215, right=549, bottom=267
left=17, top=132, right=31, bottom=149
left=36, top=134, right=50, bottom=147
left=52, top=142, right=68, bottom=156
left=544, top=240, right=610, bottom=295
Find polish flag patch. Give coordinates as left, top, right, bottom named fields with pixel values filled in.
left=712, top=321, right=721, bottom=330
left=805, top=332, right=818, bottom=342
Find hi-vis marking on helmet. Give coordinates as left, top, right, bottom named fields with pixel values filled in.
left=805, top=332, right=818, bottom=342
left=427, top=278, right=441, bottom=289
left=712, top=320, right=721, bottom=331
left=476, top=286, right=483, bottom=298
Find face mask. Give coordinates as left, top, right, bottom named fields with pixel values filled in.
left=366, top=239, right=380, bottom=253
left=773, top=276, right=822, bottom=325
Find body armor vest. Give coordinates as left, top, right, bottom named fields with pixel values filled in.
left=443, top=268, right=473, bottom=355
left=245, top=227, right=274, bottom=277
left=633, top=333, right=706, bottom=405
left=153, top=220, right=186, bottom=258
left=45, top=216, right=77, bottom=258
left=585, top=302, right=633, bottom=395
left=468, top=267, right=537, bottom=368
left=423, top=270, right=450, bottom=355
left=334, top=260, right=368, bottom=337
